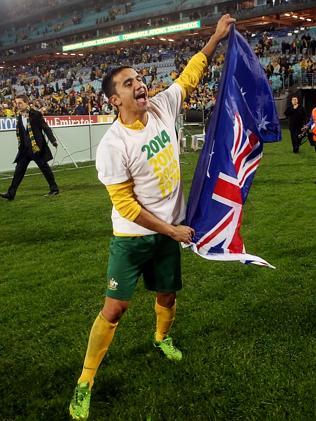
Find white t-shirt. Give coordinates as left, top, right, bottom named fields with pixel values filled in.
left=96, top=83, right=186, bottom=236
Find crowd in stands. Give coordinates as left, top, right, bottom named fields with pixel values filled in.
left=0, top=29, right=315, bottom=117
left=0, top=88, right=110, bottom=118
left=252, top=31, right=316, bottom=92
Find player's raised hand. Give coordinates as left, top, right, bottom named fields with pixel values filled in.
left=213, top=14, right=236, bottom=42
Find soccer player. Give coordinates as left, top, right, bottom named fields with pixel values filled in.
left=69, top=14, right=235, bottom=421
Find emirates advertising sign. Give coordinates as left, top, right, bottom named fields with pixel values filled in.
left=0, top=115, right=115, bottom=131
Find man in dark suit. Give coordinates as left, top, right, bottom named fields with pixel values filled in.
left=1, top=94, right=59, bottom=201
left=284, top=96, right=306, bottom=153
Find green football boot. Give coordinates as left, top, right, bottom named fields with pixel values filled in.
left=69, top=381, right=91, bottom=421
left=154, top=335, right=182, bottom=361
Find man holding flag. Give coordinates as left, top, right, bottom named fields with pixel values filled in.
left=69, top=14, right=235, bottom=421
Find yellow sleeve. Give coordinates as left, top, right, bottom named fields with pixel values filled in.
left=175, top=52, right=209, bottom=100
left=106, top=180, right=141, bottom=221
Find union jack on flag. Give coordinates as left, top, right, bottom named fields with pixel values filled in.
left=186, top=26, right=281, bottom=268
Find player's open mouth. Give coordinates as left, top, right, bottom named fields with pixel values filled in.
left=135, top=90, right=148, bottom=105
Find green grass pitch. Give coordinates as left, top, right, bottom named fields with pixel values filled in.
left=0, top=129, right=315, bottom=420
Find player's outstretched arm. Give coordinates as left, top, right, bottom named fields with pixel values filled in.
left=201, top=14, right=236, bottom=60
left=175, top=14, right=235, bottom=100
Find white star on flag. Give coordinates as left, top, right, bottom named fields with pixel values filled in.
left=240, top=87, right=246, bottom=97
left=258, top=114, right=269, bottom=131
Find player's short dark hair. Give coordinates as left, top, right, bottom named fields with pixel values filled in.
left=16, top=94, right=29, bottom=103
left=102, top=66, right=133, bottom=98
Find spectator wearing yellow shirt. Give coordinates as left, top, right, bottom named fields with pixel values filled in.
left=2, top=102, right=15, bottom=117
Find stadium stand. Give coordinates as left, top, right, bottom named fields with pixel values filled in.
left=0, top=0, right=315, bottom=117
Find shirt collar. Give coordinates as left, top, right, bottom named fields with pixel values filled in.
left=118, top=114, right=146, bottom=130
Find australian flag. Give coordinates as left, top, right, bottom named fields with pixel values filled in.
left=186, top=26, right=281, bottom=268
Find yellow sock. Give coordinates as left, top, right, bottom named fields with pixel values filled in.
left=155, top=300, right=176, bottom=342
left=78, top=312, right=118, bottom=389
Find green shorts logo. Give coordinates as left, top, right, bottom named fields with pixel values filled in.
left=108, top=278, right=118, bottom=291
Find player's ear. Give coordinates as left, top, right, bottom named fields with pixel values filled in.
left=110, top=94, right=122, bottom=108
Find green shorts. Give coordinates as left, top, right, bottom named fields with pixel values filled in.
left=105, top=234, right=182, bottom=301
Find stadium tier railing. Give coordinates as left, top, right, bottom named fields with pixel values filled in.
left=271, top=72, right=316, bottom=95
